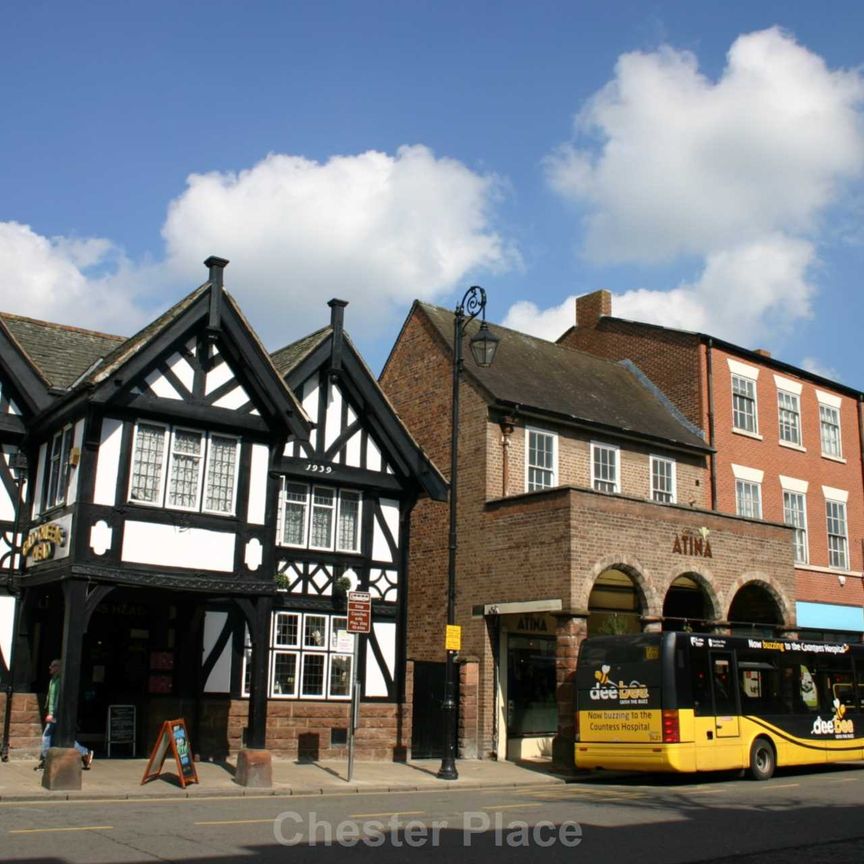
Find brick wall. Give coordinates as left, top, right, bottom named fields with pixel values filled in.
left=0, top=692, right=42, bottom=759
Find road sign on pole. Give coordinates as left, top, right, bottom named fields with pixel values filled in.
left=347, top=591, right=372, bottom=634
left=346, top=590, right=371, bottom=782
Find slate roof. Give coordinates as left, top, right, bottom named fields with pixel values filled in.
left=418, top=302, right=710, bottom=453
left=270, top=327, right=330, bottom=377
left=0, top=313, right=125, bottom=389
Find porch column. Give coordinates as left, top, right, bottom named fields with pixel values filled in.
left=551, top=611, right=588, bottom=769
left=55, top=580, right=86, bottom=748
left=246, top=595, right=272, bottom=749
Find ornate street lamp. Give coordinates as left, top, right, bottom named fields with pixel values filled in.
left=438, top=287, right=500, bottom=781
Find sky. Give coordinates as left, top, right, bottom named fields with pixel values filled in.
left=2, top=1, right=863, bottom=385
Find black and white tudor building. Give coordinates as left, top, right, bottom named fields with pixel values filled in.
left=0, top=257, right=445, bottom=763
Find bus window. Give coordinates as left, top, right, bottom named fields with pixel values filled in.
left=690, top=646, right=712, bottom=716
left=711, top=655, right=737, bottom=716
left=799, top=665, right=819, bottom=710
left=736, top=653, right=781, bottom=714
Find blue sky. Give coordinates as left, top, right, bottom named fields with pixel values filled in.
left=2, top=1, right=863, bottom=384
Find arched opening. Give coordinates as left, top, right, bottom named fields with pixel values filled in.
left=662, top=574, right=714, bottom=632
left=728, top=583, right=783, bottom=636
left=588, top=568, right=644, bottom=636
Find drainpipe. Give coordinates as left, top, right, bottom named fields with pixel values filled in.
left=706, top=338, right=718, bottom=510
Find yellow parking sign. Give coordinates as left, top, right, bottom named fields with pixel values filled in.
left=445, top=625, right=462, bottom=652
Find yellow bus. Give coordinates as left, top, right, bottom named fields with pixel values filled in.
left=575, top=632, right=864, bottom=780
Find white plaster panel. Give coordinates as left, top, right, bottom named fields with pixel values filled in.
left=366, top=437, right=382, bottom=472
left=245, top=538, right=263, bottom=571
left=0, top=449, right=14, bottom=521
left=302, top=377, right=319, bottom=450
left=202, top=611, right=232, bottom=693
left=365, top=621, right=396, bottom=697
left=167, top=351, right=195, bottom=392
left=93, top=418, right=123, bottom=506
left=144, top=368, right=182, bottom=400
left=213, top=385, right=251, bottom=410
left=372, top=498, right=400, bottom=562
left=121, top=521, right=235, bottom=572
left=345, top=431, right=362, bottom=467
left=0, top=595, right=14, bottom=672
left=324, top=384, right=342, bottom=451
left=90, top=520, right=112, bottom=556
left=284, top=441, right=296, bottom=458
left=205, top=359, right=233, bottom=396
left=66, top=420, right=85, bottom=506
left=247, top=444, right=269, bottom=525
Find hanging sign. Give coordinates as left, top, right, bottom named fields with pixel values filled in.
left=141, top=718, right=198, bottom=788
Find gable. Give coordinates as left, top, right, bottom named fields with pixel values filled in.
left=127, top=335, right=261, bottom=418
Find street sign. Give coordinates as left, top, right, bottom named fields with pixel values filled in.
left=347, top=591, right=372, bottom=634
left=445, top=624, right=462, bottom=652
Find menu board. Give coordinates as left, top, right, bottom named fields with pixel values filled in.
left=107, top=704, right=136, bottom=757
left=140, top=718, right=198, bottom=788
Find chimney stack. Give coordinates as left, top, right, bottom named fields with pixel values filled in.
left=204, top=255, right=229, bottom=288
left=328, top=298, right=348, bottom=375
left=753, top=348, right=772, bottom=359
left=575, top=290, right=611, bottom=328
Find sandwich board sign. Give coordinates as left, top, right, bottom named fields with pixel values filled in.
left=141, top=718, right=198, bottom=788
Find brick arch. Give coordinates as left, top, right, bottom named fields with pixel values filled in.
left=722, top=572, right=795, bottom=627
left=661, top=567, right=723, bottom=623
left=577, top=554, right=663, bottom=619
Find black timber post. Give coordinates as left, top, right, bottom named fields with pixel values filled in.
left=247, top=595, right=272, bottom=749
left=327, top=299, right=348, bottom=375
left=55, top=580, right=86, bottom=748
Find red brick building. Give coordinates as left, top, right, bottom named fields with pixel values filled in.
left=561, top=291, right=864, bottom=642
left=380, top=301, right=796, bottom=766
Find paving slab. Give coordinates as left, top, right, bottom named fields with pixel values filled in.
left=0, top=756, right=569, bottom=802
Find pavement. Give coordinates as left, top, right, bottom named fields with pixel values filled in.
left=0, top=755, right=571, bottom=801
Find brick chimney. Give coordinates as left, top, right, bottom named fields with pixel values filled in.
left=753, top=348, right=772, bottom=359
left=575, top=290, right=611, bottom=328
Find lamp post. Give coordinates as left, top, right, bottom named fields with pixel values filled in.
left=438, top=286, right=500, bottom=781
left=1, top=449, right=28, bottom=762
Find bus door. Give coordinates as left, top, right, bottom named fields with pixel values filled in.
left=710, top=652, right=740, bottom=739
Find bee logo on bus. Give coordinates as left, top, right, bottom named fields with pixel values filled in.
left=811, top=699, right=855, bottom=739
left=589, top=665, right=650, bottom=705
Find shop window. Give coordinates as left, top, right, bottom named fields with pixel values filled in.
left=128, top=422, right=239, bottom=515
left=278, top=482, right=362, bottom=552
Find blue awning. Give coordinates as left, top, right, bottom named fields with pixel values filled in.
left=796, top=601, right=864, bottom=632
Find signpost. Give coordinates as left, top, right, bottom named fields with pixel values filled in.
left=346, top=591, right=371, bottom=782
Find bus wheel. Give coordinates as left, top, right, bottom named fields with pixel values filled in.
left=749, top=738, right=775, bottom=781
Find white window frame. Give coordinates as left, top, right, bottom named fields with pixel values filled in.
left=309, top=487, right=336, bottom=551
left=44, top=425, right=74, bottom=511
left=824, top=493, right=849, bottom=570
left=278, top=484, right=363, bottom=552
left=166, top=426, right=205, bottom=512
left=777, top=390, right=802, bottom=447
left=816, top=391, right=843, bottom=460
left=731, top=374, right=759, bottom=435
left=202, top=434, right=241, bottom=515
left=591, top=441, right=620, bottom=494
left=649, top=455, right=676, bottom=504
left=128, top=420, right=170, bottom=507
left=128, top=421, right=239, bottom=515
left=782, top=489, right=808, bottom=565
left=525, top=427, right=557, bottom=491
left=735, top=479, right=762, bottom=519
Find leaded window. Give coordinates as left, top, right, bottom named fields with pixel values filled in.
left=204, top=435, right=238, bottom=513
left=129, top=422, right=167, bottom=504
left=282, top=483, right=308, bottom=546
left=44, top=426, right=74, bottom=510
left=279, top=484, right=362, bottom=552
left=168, top=429, right=203, bottom=509
left=310, top=488, right=335, bottom=549
left=337, top=491, right=361, bottom=552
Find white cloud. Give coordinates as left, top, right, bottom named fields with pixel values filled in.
left=0, top=145, right=516, bottom=347
left=545, top=27, right=864, bottom=263
left=160, top=145, right=517, bottom=344
left=0, top=222, right=149, bottom=335
left=517, top=28, right=864, bottom=351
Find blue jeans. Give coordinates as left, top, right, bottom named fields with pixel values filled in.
left=40, top=722, right=88, bottom=759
